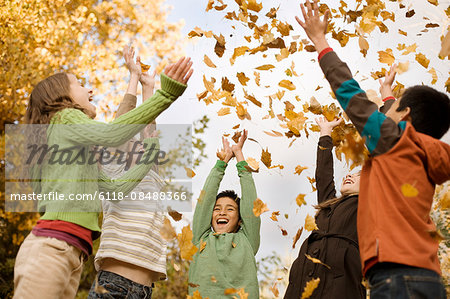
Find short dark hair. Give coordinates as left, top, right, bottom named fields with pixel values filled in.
left=216, top=190, right=241, bottom=219
left=397, top=85, right=450, bottom=139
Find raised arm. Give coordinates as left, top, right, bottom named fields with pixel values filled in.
left=53, top=58, right=193, bottom=147
left=232, top=130, right=260, bottom=254
left=315, top=117, right=341, bottom=202
left=192, top=161, right=227, bottom=245
left=296, top=0, right=404, bottom=156
left=98, top=137, right=160, bottom=195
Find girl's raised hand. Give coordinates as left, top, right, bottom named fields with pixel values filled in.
left=315, top=117, right=342, bottom=137
left=163, top=57, right=194, bottom=85
left=123, top=45, right=142, bottom=76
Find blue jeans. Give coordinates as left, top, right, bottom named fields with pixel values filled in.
left=367, top=263, right=446, bottom=299
left=88, top=270, right=153, bottom=299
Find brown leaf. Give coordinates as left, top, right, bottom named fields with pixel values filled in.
left=261, top=148, right=272, bottom=168
left=243, top=90, right=262, bottom=107
left=237, top=72, right=250, bottom=86
left=280, top=227, right=288, bottom=236
left=270, top=282, right=280, bottom=297
left=405, top=10, right=415, bottom=18
left=415, top=53, right=430, bottom=68
left=294, top=165, right=308, bottom=175
left=292, top=227, right=303, bottom=248
left=221, top=77, right=235, bottom=92
left=214, top=34, right=226, bottom=57
left=305, top=45, right=316, bottom=52
left=270, top=211, right=280, bottom=221
left=232, top=131, right=242, bottom=143
left=168, top=208, right=183, bottom=221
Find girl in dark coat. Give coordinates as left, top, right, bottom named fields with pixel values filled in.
left=284, top=117, right=365, bottom=299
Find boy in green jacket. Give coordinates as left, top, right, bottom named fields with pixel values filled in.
left=188, top=130, right=261, bottom=298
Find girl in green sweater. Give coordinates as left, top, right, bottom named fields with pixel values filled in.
left=188, top=130, right=261, bottom=299
left=13, top=50, right=193, bottom=299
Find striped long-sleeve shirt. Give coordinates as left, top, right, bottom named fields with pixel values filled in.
left=318, top=49, right=450, bottom=275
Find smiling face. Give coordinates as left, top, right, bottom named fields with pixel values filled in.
left=67, top=74, right=96, bottom=118
left=212, top=197, right=241, bottom=233
left=340, top=172, right=361, bottom=195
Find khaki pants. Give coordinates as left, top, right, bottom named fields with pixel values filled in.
left=14, top=233, right=85, bottom=299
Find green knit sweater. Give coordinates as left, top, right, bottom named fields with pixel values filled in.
left=188, top=160, right=261, bottom=299
left=36, top=74, right=186, bottom=232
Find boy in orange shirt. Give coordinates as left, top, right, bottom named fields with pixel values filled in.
left=295, top=1, right=450, bottom=298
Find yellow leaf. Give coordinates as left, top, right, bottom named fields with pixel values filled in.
left=439, top=31, right=450, bottom=58
left=177, top=225, right=198, bottom=261
left=428, top=68, right=438, bottom=85
left=401, top=183, right=419, bottom=197
left=199, top=240, right=206, bottom=252
left=253, top=198, right=269, bottom=217
left=247, top=0, right=262, bottom=12
left=187, top=290, right=203, bottom=299
left=230, top=46, right=249, bottom=65
left=203, top=54, right=217, bottom=68
left=396, top=61, right=409, bottom=74
left=296, top=194, right=306, bottom=206
left=294, top=165, right=308, bottom=175
left=232, top=242, right=237, bottom=248
left=270, top=211, right=280, bottom=222
left=184, top=167, right=196, bottom=178
left=270, top=282, right=279, bottom=297
left=255, top=64, right=275, bottom=71
left=160, top=217, right=176, bottom=241
left=427, top=0, right=438, bottom=6
left=398, top=29, right=407, bottom=36
left=139, top=61, right=151, bottom=72
left=378, top=49, right=395, bottom=65
left=278, top=79, right=296, bottom=91
left=415, top=53, right=430, bottom=69
left=305, top=254, right=331, bottom=269
left=301, top=278, right=320, bottom=299
left=246, top=157, right=260, bottom=172
left=217, top=107, right=231, bottom=116
left=304, top=214, right=319, bottom=231
left=400, top=43, right=417, bottom=55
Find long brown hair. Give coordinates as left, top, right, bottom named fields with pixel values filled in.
left=25, top=72, right=89, bottom=125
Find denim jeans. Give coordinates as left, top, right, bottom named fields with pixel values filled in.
left=88, top=270, right=153, bottom=299
left=367, top=263, right=446, bottom=299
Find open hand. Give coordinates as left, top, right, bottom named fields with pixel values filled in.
left=295, top=0, right=330, bottom=52
left=217, top=136, right=234, bottom=163
left=123, top=45, right=141, bottom=76
left=163, top=57, right=193, bottom=85
left=231, top=129, right=247, bottom=162
left=378, top=64, right=397, bottom=99
left=315, top=117, right=342, bottom=137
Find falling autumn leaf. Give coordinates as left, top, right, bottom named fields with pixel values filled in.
left=253, top=198, right=269, bottom=217
left=398, top=29, right=407, bottom=36
left=217, top=107, right=231, bottom=116
left=378, top=49, right=395, bottom=65
left=199, top=240, right=207, bottom=253
left=278, top=79, right=296, bottom=91
left=415, top=53, right=430, bottom=68
left=270, top=282, right=280, bottom=297
left=405, top=10, right=415, bottom=18
left=139, top=61, right=151, bottom=73
left=204, top=54, right=216, bottom=68
left=428, top=68, right=437, bottom=84
left=246, top=157, right=260, bottom=172
left=236, top=72, right=250, bottom=86
left=294, top=165, right=308, bottom=175
left=305, top=214, right=319, bottom=231
left=292, top=227, right=303, bottom=248
left=168, top=208, right=183, bottom=221
left=279, top=226, right=288, bottom=236
left=187, top=290, right=202, bottom=299
left=439, top=31, right=450, bottom=58
left=301, top=278, right=320, bottom=299
left=296, top=194, right=306, bottom=207
left=270, top=211, right=280, bottom=221
left=305, top=254, right=331, bottom=269
left=255, top=64, right=275, bottom=71
left=396, top=61, right=409, bottom=74
left=184, top=167, right=196, bottom=178
left=401, top=183, right=419, bottom=197
left=177, top=225, right=198, bottom=261
left=261, top=148, right=272, bottom=168
left=160, top=217, right=177, bottom=241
